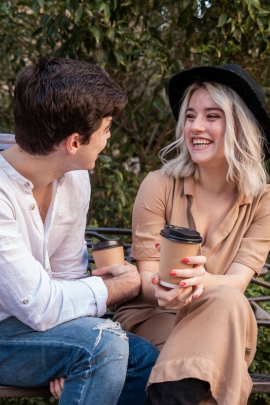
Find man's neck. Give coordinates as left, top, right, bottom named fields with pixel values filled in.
left=0, top=144, right=67, bottom=189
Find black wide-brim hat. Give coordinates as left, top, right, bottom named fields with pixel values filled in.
left=169, top=64, right=270, bottom=159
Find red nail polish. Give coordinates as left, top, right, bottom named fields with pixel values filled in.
left=182, top=258, right=190, bottom=263
left=155, top=243, right=160, bottom=248
left=152, top=278, right=155, bottom=283
left=195, top=294, right=199, bottom=298
left=181, top=282, right=186, bottom=287
left=170, top=271, right=177, bottom=276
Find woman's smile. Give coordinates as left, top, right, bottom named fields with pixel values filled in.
left=191, top=137, right=213, bottom=148
left=184, top=87, right=226, bottom=167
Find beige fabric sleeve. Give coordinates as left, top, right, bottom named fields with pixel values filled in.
left=130, top=171, right=172, bottom=261
left=233, top=188, right=270, bottom=274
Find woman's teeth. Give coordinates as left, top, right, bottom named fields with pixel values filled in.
left=192, top=139, right=212, bottom=146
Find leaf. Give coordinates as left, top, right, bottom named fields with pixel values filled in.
left=32, top=1, right=40, bottom=17
left=104, top=4, right=111, bottom=21
left=0, top=5, right=10, bottom=14
left=230, top=19, right=236, bottom=33
left=246, top=0, right=261, bottom=10
left=121, top=0, right=133, bottom=6
left=98, top=155, right=112, bottom=163
left=99, top=2, right=111, bottom=21
left=114, top=49, right=126, bottom=65
left=244, top=16, right=252, bottom=33
left=256, top=17, right=264, bottom=32
left=106, top=27, right=115, bottom=40
left=89, top=25, right=101, bottom=43
left=41, top=13, right=51, bottom=25
left=180, top=0, right=191, bottom=11
left=74, top=6, right=84, bottom=23
left=217, top=13, right=227, bottom=28
left=114, top=169, right=123, bottom=181
left=37, top=0, right=44, bottom=8
left=151, top=35, right=164, bottom=47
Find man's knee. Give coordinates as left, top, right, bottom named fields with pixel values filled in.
left=126, top=332, right=159, bottom=377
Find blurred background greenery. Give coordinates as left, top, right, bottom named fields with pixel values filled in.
left=1, top=0, right=270, bottom=403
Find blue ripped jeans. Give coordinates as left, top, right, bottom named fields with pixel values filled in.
left=0, top=316, right=159, bottom=405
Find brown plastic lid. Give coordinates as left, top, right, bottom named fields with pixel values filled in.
left=91, top=239, right=123, bottom=252
left=160, top=225, right=202, bottom=244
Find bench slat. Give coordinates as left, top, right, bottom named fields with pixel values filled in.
left=0, top=385, right=51, bottom=397
left=1, top=374, right=270, bottom=398
left=250, top=374, right=270, bottom=393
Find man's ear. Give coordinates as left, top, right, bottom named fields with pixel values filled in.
left=64, top=133, right=81, bottom=155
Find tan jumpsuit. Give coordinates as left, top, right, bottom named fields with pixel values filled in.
left=114, top=170, right=270, bottom=404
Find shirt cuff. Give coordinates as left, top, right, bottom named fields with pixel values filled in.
left=81, top=276, right=108, bottom=317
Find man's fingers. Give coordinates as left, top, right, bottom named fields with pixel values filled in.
left=50, top=377, right=65, bottom=400
left=92, top=262, right=138, bottom=277
left=92, top=264, right=125, bottom=277
left=50, top=381, right=59, bottom=400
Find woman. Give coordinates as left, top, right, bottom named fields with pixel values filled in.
left=114, top=64, right=270, bottom=404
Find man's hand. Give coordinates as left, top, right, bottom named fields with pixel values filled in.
left=50, top=377, right=65, bottom=399
left=92, top=262, right=141, bottom=306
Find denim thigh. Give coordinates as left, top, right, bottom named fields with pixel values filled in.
left=0, top=316, right=130, bottom=405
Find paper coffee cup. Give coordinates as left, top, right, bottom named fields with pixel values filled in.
left=91, top=239, right=125, bottom=280
left=159, top=225, right=202, bottom=289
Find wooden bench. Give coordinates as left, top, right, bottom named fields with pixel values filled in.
left=1, top=227, right=270, bottom=399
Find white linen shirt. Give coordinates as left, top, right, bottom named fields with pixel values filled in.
left=0, top=149, right=108, bottom=331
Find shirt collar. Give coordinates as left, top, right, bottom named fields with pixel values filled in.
left=0, top=154, right=33, bottom=189
left=183, top=175, right=252, bottom=206
left=0, top=154, right=66, bottom=189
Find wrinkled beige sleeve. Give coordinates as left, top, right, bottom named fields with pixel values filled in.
left=234, top=187, right=270, bottom=275
left=130, top=170, right=173, bottom=261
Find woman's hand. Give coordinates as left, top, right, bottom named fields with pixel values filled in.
left=50, top=377, right=66, bottom=399
left=169, top=255, right=206, bottom=298
left=151, top=254, right=206, bottom=310
left=151, top=274, right=194, bottom=309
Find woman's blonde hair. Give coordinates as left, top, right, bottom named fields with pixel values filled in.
left=160, top=82, right=268, bottom=197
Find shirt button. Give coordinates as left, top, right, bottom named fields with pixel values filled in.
left=29, top=205, right=35, bottom=210
left=22, top=299, right=29, bottom=305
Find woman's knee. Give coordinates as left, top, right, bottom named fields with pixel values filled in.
left=203, top=285, right=246, bottom=305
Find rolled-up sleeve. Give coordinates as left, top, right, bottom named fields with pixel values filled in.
left=234, top=190, right=270, bottom=275
left=0, top=200, right=108, bottom=330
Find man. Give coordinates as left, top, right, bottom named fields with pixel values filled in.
left=0, top=57, right=158, bottom=405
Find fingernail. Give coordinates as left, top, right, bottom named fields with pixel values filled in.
left=170, top=271, right=177, bottom=276
left=195, top=294, right=199, bottom=298
left=181, top=282, right=186, bottom=287
left=152, top=278, right=155, bottom=283
left=155, top=243, right=160, bottom=248
left=182, top=258, right=190, bottom=263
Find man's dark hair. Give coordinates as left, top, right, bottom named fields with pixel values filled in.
left=14, top=57, right=128, bottom=155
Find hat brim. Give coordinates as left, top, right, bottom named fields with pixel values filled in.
left=169, top=66, right=270, bottom=160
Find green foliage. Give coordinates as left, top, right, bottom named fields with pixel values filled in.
left=88, top=154, right=142, bottom=227
left=1, top=3, right=270, bottom=403
left=1, top=0, right=270, bottom=227
left=0, top=398, right=57, bottom=405
left=245, top=271, right=270, bottom=404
